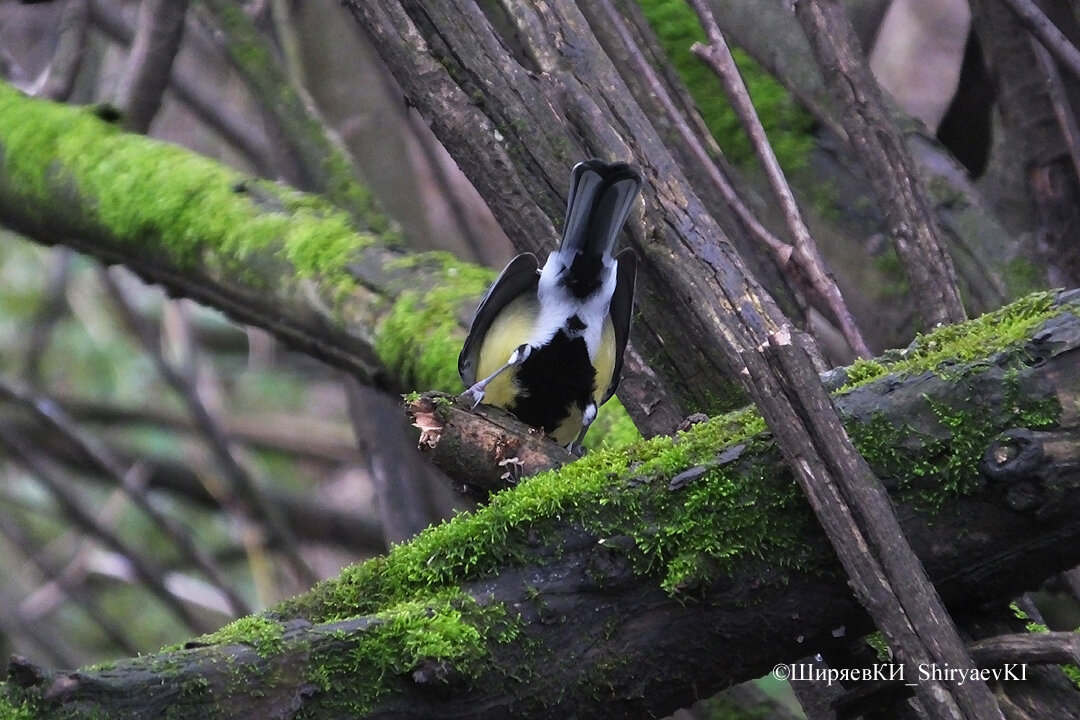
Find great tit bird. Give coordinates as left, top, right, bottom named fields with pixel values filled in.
left=458, top=159, right=641, bottom=449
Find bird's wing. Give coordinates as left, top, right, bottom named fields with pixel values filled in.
left=601, top=248, right=637, bottom=403
left=458, top=253, right=540, bottom=386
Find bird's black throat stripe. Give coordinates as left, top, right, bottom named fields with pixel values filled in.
left=510, top=330, right=595, bottom=436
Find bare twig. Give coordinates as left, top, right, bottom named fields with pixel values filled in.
left=1031, top=37, right=1080, bottom=187
left=61, top=398, right=361, bottom=464
left=687, top=0, right=872, bottom=358
left=89, top=0, right=275, bottom=173
left=0, top=508, right=141, bottom=656
left=0, top=580, right=80, bottom=670
left=0, top=415, right=385, bottom=552
left=113, top=0, right=189, bottom=133
left=593, top=0, right=791, bottom=261
left=22, top=249, right=73, bottom=387
left=100, top=271, right=317, bottom=586
left=794, top=0, right=967, bottom=329
left=998, top=0, right=1080, bottom=81
left=193, top=0, right=384, bottom=227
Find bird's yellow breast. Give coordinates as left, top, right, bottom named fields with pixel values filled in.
left=474, top=294, right=539, bottom=409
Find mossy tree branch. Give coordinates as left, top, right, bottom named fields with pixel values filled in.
left=5, top=291, right=1080, bottom=719
left=0, top=81, right=491, bottom=397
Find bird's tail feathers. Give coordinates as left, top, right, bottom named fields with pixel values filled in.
left=557, top=160, right=642, bottom=264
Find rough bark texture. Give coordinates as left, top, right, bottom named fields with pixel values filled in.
left=706, top=0, right=1016, bottom=318
left=795, top=0, right=968, bottom=329
left=113, top=0, right=187, bottom=133
left=5, top=290, right=1080, bottom=719
left=744, top=328, right=1001, bottom=719
left=404, top=393, right=575, bottom=499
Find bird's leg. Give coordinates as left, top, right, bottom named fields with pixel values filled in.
left=567, top=400, right=598, bottom=456
left=461, top=344, right=532, bottom=408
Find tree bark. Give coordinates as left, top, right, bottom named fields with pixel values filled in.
left=113, top=0, right=187, bottom=133
left=706, top=0, right=1016, bottom=328
left=6, top=289, right=1079, bottom=719
left=971, top=0, right=1080, bottom=286
left=795, top=0, right=968, bottom=330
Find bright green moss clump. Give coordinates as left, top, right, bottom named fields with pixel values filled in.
left=0, top=83, right=375, bottom=298
left=838, top=290, right=1059, bottom=390
left=0, top=696, right=37, bottom=720
left=305, top=592, right=513, bottom=715
left=197, top=615, right=285, bottom=658
left=374, top=252, right=496, bottom=392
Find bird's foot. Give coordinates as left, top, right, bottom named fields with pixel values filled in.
left=460, top=383, right=487, bottom=409
left=566, top=442, right=588, bottom=458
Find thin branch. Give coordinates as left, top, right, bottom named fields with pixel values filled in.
left=0, top=568, right=81, bottom=670
left=593, top=0, right=791, bottom=260
left=998, top=0, right=1080, bottom=81
left=193, top=0, right=387, bottom=227
left=35, top=0, right=90, bottom=102
left=794, top=0, right=967, bottom=329
left=1031, top=36, right=1080, bottom=188
left=88, top=0, right=276, bottom=174
left=0, top=424, right=214, bottom=634
left=0, top=508, right=141, bottom=656
left=61, top=398, right=361, bottom=464
left=687, top=0, right=872, bottom=359
left=21, top=248, right=73, bottom=388
left=113, top=0, right=189, bottom=133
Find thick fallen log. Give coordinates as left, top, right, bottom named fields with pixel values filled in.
left=4, top=290, right=1080, bottom=719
